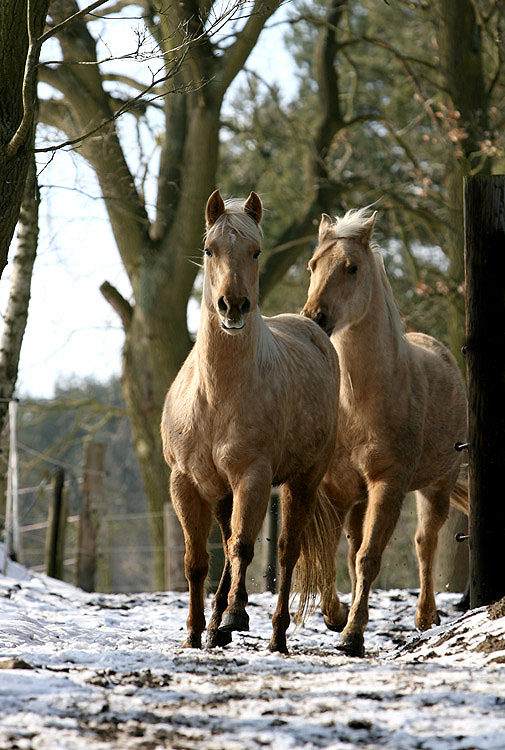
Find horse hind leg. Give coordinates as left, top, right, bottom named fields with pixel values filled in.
left=318, top=505, right=349, bottom=632
left=414, top=485, right=450, bottom=631
left=270, top=478, right=323, bottom=654
left=207, top=495, right=234, bottom=648
left=345, top=499, right=367, bottom=606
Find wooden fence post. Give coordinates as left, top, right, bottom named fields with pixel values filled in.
left=45, top=469, right=67, bottom=579
left=464, top=174, right=505, bottom=608
left=76, top=442, right=104, bottom=592
left=264, top=494, right=279, bottom=593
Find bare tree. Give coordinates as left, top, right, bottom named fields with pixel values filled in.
left=39, top=0, right=283, bottom=588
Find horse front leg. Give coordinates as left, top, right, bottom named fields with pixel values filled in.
left=218, top=464, right=271, bottom=635
left=170, top=470, right=212, bottom=649
left=338, top=480, right=404, bottom=657
left=207, top=494, right=234, bottom=648
left=414, top=485, right=451, bottom=631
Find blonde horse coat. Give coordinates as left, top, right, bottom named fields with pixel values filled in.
left=301, top=208, right=467, bottom=657
left=162, top=190, right=340, bottom=653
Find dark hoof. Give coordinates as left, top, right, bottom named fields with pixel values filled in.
left=182, top=633, right=202, bottom=649
left=218, top=609, right=249, bottom=633
left=435, top=610, right=441, bottom=626
left=336, top=632, right=365, bottom=658
left=324, top=604, right=349, bottom=632
left=268, top=636, right=288, bottom=655
left=206, top=628, right=233, bottom=649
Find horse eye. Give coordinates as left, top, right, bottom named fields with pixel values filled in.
left=347, top=264, right=358, bottom=275
left=204, top=248, right=213, bottom=258
left=253, top=249, right=261, bottom=259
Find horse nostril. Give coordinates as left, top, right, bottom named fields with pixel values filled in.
left=241, top=298, right=251, bottom=315
left=218, top=296, right=229, bottom=314
left=315, top=311, right=327, bottom=329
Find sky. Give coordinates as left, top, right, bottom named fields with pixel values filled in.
left=1, top=545, right=505, bottom=749
left=0, top=2, right=297, bottom=399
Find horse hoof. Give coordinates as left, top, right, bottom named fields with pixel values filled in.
left=336, top=633, right=365, bottom=658
left=268, top=636, right=288, bottom=655
left=182, top=633, right=202, bottom=649
left=324, top=604, right=349, bottom=632
left=206, top=629, right=232, bottom=649
left=218, top=609, right=249, bottom=633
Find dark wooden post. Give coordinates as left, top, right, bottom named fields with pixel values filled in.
left=76, top=442, right=104, bottom=592
left=45, top=469, right=67, bottom=579
left=464, top=174, right=505, bottom=608
left=264, top=494, right=279, bottom=593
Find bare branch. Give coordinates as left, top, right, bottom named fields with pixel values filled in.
left=41, top=0, right=110, bottom=45
left=6, top=3, right=39, bottom=158
left=100, top=281, right=133, bottom=330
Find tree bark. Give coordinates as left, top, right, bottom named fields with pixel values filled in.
left=0, top=152, right=39, bottom=432
left=0, top=0, right=50, bottom=277
left=433, top=0, right=490, bottom=369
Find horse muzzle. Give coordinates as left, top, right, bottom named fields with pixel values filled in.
left=301, top=306, right=334, bottom=336
left=218, top=295, right=250, bottom=334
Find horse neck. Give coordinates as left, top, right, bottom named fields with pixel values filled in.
left=332, top=268, right=407, bottom=403
left=196, top=305, right=263, bottom=400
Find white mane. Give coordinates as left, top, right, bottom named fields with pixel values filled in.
left=205, top=198, right=262, bottom=246
left=330, top=206, right=375, bottom=240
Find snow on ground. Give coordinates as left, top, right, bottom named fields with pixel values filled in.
left=1, top=548, right=504, bottom=750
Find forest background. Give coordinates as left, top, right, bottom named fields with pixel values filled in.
left=0, top=0, right=504, bottom=595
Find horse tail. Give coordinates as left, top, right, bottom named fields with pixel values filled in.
left=293, top=485, right=341, bottom=626
left=450, top=466, right=469, bottom=515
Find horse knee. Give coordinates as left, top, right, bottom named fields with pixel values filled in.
left=228, top=539, right=254, bottom=566
left=185, top=558, right=209, bottom=584
left=356, top=552, right=380, bottom=582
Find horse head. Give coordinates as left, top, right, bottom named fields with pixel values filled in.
left=302, top=209, right=377, bottom=335
left=203, top=189, right=263, bottom=335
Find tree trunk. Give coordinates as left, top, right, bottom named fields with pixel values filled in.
left=432, top=0, right=490, bottom=588
left=0, top=0, right=49, bottom=276
left=0, top=151, right=39, bottom=432
left=433, top=0, right=490, bottom=369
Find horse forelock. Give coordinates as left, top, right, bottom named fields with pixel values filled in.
left=328, top=206, right=375, bottom=241
left=205, top=199, right=262, bottom=247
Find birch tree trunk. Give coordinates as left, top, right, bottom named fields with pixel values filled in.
left=0, top=153, right=39, bottom=431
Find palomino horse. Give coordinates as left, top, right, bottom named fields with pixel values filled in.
left=299, top=207, right=467, bottom=657
left=161, top=190, right=341, bottom=653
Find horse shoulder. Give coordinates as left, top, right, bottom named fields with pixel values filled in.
left=161, top=352, right=207, bottom=465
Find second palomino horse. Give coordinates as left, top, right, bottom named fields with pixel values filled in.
left=300, top=207, right=467, bottom=657
left=161, top=190, right=341, bottom=653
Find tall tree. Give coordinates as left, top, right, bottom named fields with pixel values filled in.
left=39, top=0, right=283, bottom=588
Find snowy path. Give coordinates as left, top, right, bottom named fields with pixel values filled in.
left=0, top=555, right=504, bottom=750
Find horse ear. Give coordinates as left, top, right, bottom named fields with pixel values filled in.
left=318, top=213, right=333, bottom=241
left=206, top=189, right=226, bottom=228
left=361, top=210, right=377, bottom=243
left=244, top=191, right=262, bottom=225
